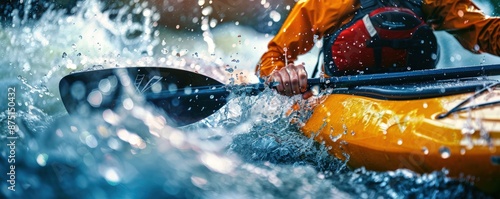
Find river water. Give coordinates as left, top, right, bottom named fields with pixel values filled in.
left=1, top=0, right=499, bottom=198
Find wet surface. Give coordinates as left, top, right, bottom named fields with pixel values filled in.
left=1, top=0, right=499, bottom=198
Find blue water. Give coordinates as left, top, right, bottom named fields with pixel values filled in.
left=1, top=0, right=499, bottom=198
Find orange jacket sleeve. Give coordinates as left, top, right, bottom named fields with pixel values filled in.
left=422, top=0, right=500, bottom=55
left=256, top=0, right=359, bottom=77
left=257, top=0, right=500, bottom=77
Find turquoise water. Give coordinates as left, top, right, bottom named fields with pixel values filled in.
left=1, top=0, right=499, bottom=198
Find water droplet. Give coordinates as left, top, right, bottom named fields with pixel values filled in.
left=397, top=139, right=403, bottom=145
left=161, top=48, right=168, bottom=54
left=87, top=90, right=103, bottom=107
left=473, top=44, right=480, bottom=52
left=85, top=134, right=98, bottom=148
left=431, top=53, right=438, bottom=60
left=104, top=168, right=121, bottom=185
left=70, top=81, right=86, bottom=100
left=107, top=138, right=122, bottom=150
left=330, top=134, right=342, bottom=142
left=209, top=95, right=214, bottom=99
left=423, top=102, right=428, bottom=108
left=36, top=153, right=49, bottom=166
left=440, top=88, right=446, bottom=93
left=422, top=147, right=429, bottom=155
left=270, top=10, right=281, bottom=22
left=62, top=52, right=67, bottom=58
left=201, top=6, right=213, bottom=16
left=439, top=146, right=451, bottom=159
left=460, top=148, right=466, bottom=155
left=168, top=84, right=178, bottom=93
left=123, top=98, right=134, bottom=110
left=461, top=126, right=475, bottom=135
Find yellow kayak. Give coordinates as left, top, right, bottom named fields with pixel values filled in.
left=59, top=66, right=500, bottom=194
left=301, top=78, right=500, bottom=194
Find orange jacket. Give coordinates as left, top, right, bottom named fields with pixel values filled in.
left=257, top=0, right=500, bottom=76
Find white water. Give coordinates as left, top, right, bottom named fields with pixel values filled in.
left=0, top=0, right=498, bottom=198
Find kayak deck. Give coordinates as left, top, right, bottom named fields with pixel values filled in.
left=301, top=78, right=500, bottom=194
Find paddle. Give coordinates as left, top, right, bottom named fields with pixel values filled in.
left=59, top=64, right=500, bottom=126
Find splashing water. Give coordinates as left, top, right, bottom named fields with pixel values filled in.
left=0, top=0, right=496, bottom=198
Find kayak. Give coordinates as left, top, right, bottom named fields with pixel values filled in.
left=300, top=78, right=500, bottom=194
left=59, top=65, right=500, bottom=194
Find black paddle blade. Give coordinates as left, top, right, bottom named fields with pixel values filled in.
left=59, top=67, right=229, bottom=126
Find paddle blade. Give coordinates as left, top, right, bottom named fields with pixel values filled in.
left=59, top=67, right=229, bottom=126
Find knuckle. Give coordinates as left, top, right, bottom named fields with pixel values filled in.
left=299, top=72, right=307, bottom=79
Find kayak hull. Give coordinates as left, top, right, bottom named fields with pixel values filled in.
left=301, top=82, right=500, bottom=194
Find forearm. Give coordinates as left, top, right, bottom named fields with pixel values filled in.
left=424, top=0, right=500, bottom=55
left=258, top=44, right=287, bottom=77
left=473, top=17, right=500, bottom=55
left=257, top=0, right=357, bottom=77
left=257, top=1, right=315, bottom=77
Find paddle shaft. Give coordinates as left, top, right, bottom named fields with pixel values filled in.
left=145, top=64, right=500, bottom=100
left=311, top=64, right=500, bottom=88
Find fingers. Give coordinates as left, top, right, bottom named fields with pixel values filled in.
left=281, top=67, right=295, bottom=96
left=294, top=64, right=308, bottom=93
left=273, top=68, right=292, bottom=96
left=272, top=72, right=285, bottom=95
left=302, top=90, right=314, bottom=99
left=270, top=64, right=309, bottom=97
